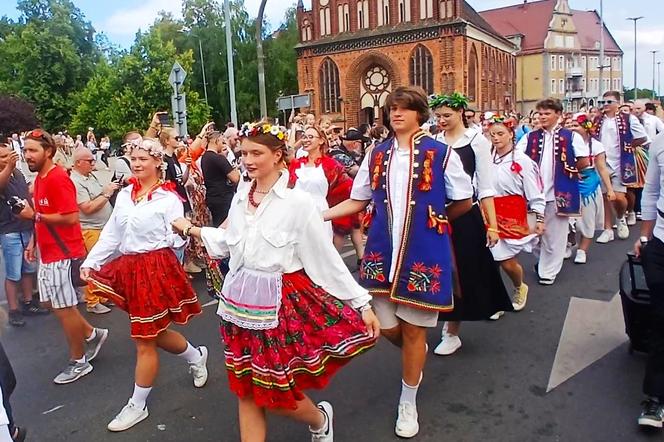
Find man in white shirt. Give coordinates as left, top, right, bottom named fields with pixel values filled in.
left=326, top=86, right=473, bottom=439
left=634, top=132, right=664, bottom=428
left=634, top=100, right=664, bottom=141
left=516, top=98, right=590, bottom=285
left=594, top=91, right=649, bottom=242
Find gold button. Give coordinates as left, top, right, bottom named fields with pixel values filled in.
left=413, top=174, right=419, bottom=179
left=381, top=185, right=386, bottom=189
left=383, top=199, right=388, bottom=203
left=382, top=172, right=386, bottom=176
left=410, top=201, right=416, bottom=206
left=413, top=162, right=419, bottom=168
left=414, top=150, right=420, bottom=155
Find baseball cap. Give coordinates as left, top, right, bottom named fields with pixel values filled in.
left=341, top=128, right=365, bottom=141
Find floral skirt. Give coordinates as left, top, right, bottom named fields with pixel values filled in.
left=221, top=270, right=376, bottom=410
left=88, top=248, right=201, bottom=338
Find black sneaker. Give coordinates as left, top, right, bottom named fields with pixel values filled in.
left=638, top=399, right=664, bottom=428
left=8, top=310, right=25, bottom=327
left=21, top=301, right=49, bottom=316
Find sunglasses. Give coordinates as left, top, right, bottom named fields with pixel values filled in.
left=598, top=99, right=618, bottom=105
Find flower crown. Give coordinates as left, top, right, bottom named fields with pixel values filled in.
left=239, top=122, right=286, bottom=141
left=487, top=114, right=515, bottom=130
left=428, top=92, right=469, bottom=110
left=574, top=113, right=593, bottom=131
left=134, top=138, right=164, bottom=158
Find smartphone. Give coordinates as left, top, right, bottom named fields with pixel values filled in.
left=7, top=196, right=25, bottom=215
left=158, top=113, right=170, bottom=126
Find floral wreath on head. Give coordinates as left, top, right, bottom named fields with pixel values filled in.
left=428, top=92, right=469, bottom=110
left=487, top=114, right=515, bottom=130
left=573, top=113, right=593, bottom=131
left=239, top=122, right=286, bottom=141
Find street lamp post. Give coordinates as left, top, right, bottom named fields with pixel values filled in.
left=180, top=27, right=209, bottom=107
left=658, top=61, right=662, bottom=100
left=224, top=0, right=238, bottom=125
left=651, top=50, right=659, bottom=100
left=627, top=16, right=644, bottom=101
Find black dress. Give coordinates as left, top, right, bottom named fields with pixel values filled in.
left=438, top=142, right=513, bottom=320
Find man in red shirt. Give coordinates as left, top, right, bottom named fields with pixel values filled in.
left=19, top=130, right=108, bottom=385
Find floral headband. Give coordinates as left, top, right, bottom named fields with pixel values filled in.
left=428, top=92, right=469, bottom=110
left=487, top=114, right=515, bottom=130
left=573, top=113, right=593, bottom=130
left=133, top=138, right=164, bottom=158
left=239, top=122, right=286, bottom=141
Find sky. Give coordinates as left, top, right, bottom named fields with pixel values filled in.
left=1, top=0, right=663, bottom=90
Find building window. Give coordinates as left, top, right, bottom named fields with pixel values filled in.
left=565, top=36, right=574, bottom=48
left=420, top=0, right=433, bottom=19
left=320, top=58, right=340, bottom=113
left=337, top=4, right=350, bottom=32
left=551, top=79, right=557, bottom=94
left=409, top=45, right=433, bottom=94
left=398, top=0, right=411, bottom=22
left=582, top=78, right=586, bottom=92
left=468, top=44, right=478, bottom=101
left=614, top=57, right=621, bottom=71
left=616, top=78, right=621, bottom=90
left=555, top=35, right=564, bottom=47
left=301, top=19, right=312, bottom=41
left=357, top=0, right=369, bottom=29
left=550, top=55, right=556, bottom=71
left=377, top=0, right=390, bottom=25
left=319, top=7, right=331, bottom=36
left=559, top=79, right=565, bottom=94
left=440, top=0, right=453, bottom=19
left=582, top=56, right=586, bottom=70
left=559, top=55, right=564, bottom=72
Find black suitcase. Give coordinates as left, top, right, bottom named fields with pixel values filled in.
left=619, top=252, right=651, bottom=353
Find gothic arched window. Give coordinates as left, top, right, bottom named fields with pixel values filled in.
left=320, top=58, right=341, bottom=113
left=409, top=45, right=434, bottom=94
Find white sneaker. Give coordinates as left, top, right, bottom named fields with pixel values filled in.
left=564, top=243, right=572, bottom=259
left=512, top=283, right=528, bottom=311
left=627, top=212, right=637, bottom=226
left=107, top=400, right=149, bottom=432
left=433, top=333, right=461, bottom=356
left=188, top=346, right=208, bottom=388
left=596, top=229, right=614, bottom=243
left=310, top=401, right=334, bottom=442
left=617, top=218, right=630, bottom=239
left=489, top=311, right=504, bottom=320
left=86, top=303, right=111, bottom=314
left=395, top=402, right=419, bottom=438
left=574, top=249, right=587, bottom=264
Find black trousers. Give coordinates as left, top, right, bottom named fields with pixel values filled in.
left=0, top=341, right=16, bottom=434
left=207, top=198, right=232, bottom=228
left=643, top=236, right=664, bottom=398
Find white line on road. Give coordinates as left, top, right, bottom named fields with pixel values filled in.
left=42, top=405, right=64, bottom=415
left=201, top=300, right=217, bottom=308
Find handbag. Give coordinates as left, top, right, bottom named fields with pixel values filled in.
left=44, top=224, right=87, bottom=287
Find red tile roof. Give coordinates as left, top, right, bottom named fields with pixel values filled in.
left=479, top=0, right=622, bottom=54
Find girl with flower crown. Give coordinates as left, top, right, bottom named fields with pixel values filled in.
left=172, top=122, right=380, bottom=442
left=569, top=113, right=616, bottom=264
left=80, top=138, right=208, bottom=432
left=486, top=117, right=546, bottom=312
left=429, top=93, right=512, bottom=356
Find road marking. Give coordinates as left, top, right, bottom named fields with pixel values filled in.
left=547, top=293, right=628, bottom=392
left=42, top=405, right=64, bottom=415
left=340, top=250, right=357, bottom=258
left=201, top=300, right=217, bottom=308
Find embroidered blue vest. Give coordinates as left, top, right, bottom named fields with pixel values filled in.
left=594, top=114, right=637, bottom=185
left=359, top=131, right=455, bottom=312
left=526, top=128, right=580, bottom=216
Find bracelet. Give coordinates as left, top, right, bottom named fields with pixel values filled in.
left=487, top=227, right=499, bottom=233
left=184, top=225, right=194, bottom=237
left=358, top=303, right=372, bottom=312
left=34, top=212, right=42, bottom=223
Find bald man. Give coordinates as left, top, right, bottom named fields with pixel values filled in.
left=634, top=99, right=664, bottom=141
left=70, top=148, right=119, bottom=314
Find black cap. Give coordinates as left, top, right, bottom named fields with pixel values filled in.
left=341, top=128, right=365, bottom=141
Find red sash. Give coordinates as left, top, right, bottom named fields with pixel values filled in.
left=494, top=195, right=530, bottom=239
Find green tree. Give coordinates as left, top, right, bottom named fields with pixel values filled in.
left=264, top=7, right=299, bottom=116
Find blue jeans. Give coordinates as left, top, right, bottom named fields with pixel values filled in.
left=0, top=231, right=38, bottom=282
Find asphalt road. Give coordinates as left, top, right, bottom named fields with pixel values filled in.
left=1, top=160, right=660, bottom=441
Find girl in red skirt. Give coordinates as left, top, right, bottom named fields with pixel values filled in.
left=172, top=122, right=380, bottom=442
left=80, top=138, right=207, bottom=432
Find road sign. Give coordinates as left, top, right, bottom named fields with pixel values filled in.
left=168, top=61, right=187, bottom=91
left=171, top=93, right=188, bottom=137
left=277, top=93, right=311, bottom=111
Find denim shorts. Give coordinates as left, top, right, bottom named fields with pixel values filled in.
left=0, top=231, right=38, bottom=282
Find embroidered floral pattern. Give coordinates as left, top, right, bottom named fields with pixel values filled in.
left=555, top=191, right=572, bottom=209
left=371, top=152, right=384, bottom=190
left=360, top=251, right=386, bottom=282
left=427, top=205, right=451, bottom=235
left=418, top=150, right=435, bottom=192
left=406, top=261, right=442, bottom=293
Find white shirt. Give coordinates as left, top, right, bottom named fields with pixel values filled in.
left=598, top=114, right=649, bottom=171
left=516, top=127, right=589, bottom=202
left=491, top=149, right=546, bottom=215
left=641, top=113, right=664, bottom=142
left=435, top=128, right=496, bottom=200
left=351, top=138, right=473, bottom=282
left=642, top=132, right=664, bottom=242
left=588, top=138, right=606, bottom=161
left=200, top=172, right=371, bottom=309
left=82, top=186, right=186, bottom=270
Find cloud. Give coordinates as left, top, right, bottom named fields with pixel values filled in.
left=613, top=28, right=664, bottom=48
left=100, top=0, right=182, bottom=37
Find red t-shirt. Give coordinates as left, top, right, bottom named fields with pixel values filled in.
left=34, top=166, right=86, bottom=264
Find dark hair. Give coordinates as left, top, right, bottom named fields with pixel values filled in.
left=242, top=121, right=288, bottom=165
left=645, top=102, right=657, bottom=112
left=465, top=109, right=476, bottom=117
left=535, top=98, right=563, bottom=113
left=207, top=131, right=224, bottom=144
left=384, top=86, right=431, bottom=126
left=24, top=129, right=57, bottom=158
left=603, top=90, right=621, bottom=101
left=370, top=126, right=386, bottom=140
left=358, top=123, right=371, bottom=136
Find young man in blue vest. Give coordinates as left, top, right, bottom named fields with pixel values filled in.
left=325, top=86, right=473, bottom=438
left=594, top=90, right=649, bottom=242
left=516, top=98, right=589, bottom=285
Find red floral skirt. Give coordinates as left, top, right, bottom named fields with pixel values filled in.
left=221, top=270, right=376, bottom=410
left=88, top=248, right=201, bottom=338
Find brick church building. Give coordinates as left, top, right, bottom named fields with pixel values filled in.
left=295, top=0, right=517, bottom=128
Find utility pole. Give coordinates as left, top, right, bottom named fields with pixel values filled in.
left=224, top=0, right=238, bottom=125
left=256, top=0, right=268, bottom=119
left=651, top=50, right=658, bottom=100
left=658, top=61, right=661, bottom=100
left=198, top=39, right=209, bottom=106
left=598, top=0, right=605, bottom=101
left=627, top=16, right=643, bottom=101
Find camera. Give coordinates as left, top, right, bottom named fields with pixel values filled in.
left=7, top=196, right=26, bottom=215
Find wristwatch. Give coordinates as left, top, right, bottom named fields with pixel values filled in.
left=640, top=236, right=649, bottom=245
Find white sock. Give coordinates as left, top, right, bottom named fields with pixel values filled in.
left=86, top=328, right=97, bottom=342
left=178, top=343, right=202, bottom=364
left=399, top=378, right=420, bottom=406
left=130, top=384, right=152, bottom=409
